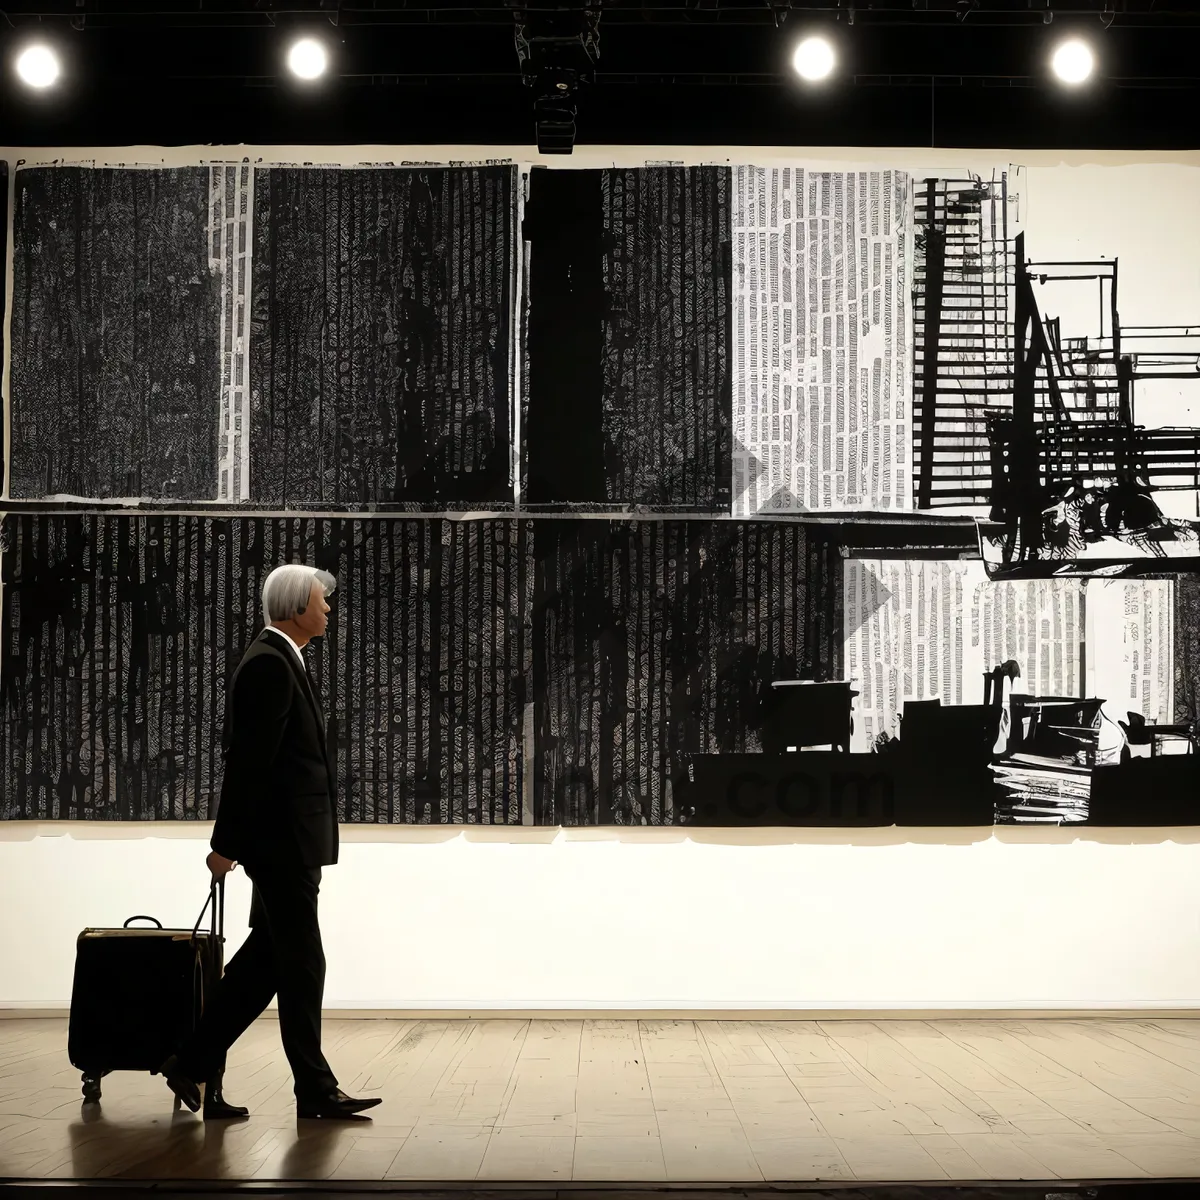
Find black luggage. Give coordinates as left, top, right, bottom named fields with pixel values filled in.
left=68, top=880, right=224, bottom=1102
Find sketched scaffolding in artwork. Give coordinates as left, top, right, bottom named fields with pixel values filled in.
left=912, top=172, right=1018, bottom=510
left=913, top=170, right=1200, bottom=570
left=982, top=248, right=1200, bottom=573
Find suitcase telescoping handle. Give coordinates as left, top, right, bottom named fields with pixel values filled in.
left=191, top=877, right=225, bottom=945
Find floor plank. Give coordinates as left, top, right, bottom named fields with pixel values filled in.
left=875, top=1019, right=1088, bottom=1137
left=937, top=1019, right=1172, bottom=1137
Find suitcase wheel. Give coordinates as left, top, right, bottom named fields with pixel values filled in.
left=81, top=1073, right=103, bottom=1103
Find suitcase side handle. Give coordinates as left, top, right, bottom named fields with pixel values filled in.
left=123, top=915, right=163, bottom=929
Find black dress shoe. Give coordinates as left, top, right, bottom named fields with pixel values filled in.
left=204, top=1081, right=250, bottom=1120
left=296, top=1089, right=382, bottom=1119
left=155, top=1055, right=201, bottom=1113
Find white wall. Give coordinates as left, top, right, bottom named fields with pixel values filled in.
left=4, top=823, right=1200, bottom=1012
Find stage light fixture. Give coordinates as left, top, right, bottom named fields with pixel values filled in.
left=15, top=43, right=60, bottom=90
left=792, top=36, right=835, bottom=83
left=1051, top=38, right=1094, bottom=85
left=514, top=7, right=601, bottom=155
left=287, top=37, right=328, bottom=81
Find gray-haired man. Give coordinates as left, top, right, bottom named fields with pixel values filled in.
left=158, top=564, right=381, bottom=1120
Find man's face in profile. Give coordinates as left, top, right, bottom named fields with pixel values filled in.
left=296, top=582, right=331, bottom=641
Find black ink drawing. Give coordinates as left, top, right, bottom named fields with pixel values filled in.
left=731, top=168, right=912, bottom=515
left=522, top=166, right=731, bottom=511
left=531, top=519, right=841, bottom=825
left=911, top=172, right=1200, bottom=571
left=9, top=167, right=222, bottom=501
left=8, top=163, right=516, bottom=508
left=0, top=515, right=530, bottom=824
left=831, top=170, right=1200, bottom=825
left=251, top=166, right=516, bottom=508
left=912, top=173, right=1019, bottom=511
left=5, top=158, right=1198, bottom=830
left=978, top=239, right=1200, bottom=574
left=844, top=555, right=1192, bottom=825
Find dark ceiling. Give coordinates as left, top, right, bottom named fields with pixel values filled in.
left=0, top=1, right=1197, bottom=150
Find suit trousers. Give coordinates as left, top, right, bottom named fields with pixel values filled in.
left=178, top=865, right=339, bottom=1101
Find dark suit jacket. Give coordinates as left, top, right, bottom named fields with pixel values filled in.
left=211, top=629, right=339, bottom=870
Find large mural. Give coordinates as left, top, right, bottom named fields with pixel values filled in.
left=3, top=154, right=1198, bottom=824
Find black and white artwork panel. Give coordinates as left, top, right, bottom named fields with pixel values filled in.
left=9, top=166, right=224, bottom=501
left=911, top=164, right=1200, bottom=573
left=731, top=167, right=913, bottom=516
left=839, top=162, right=1200, bottom=824
left=522, top=166, right=732, bottom=511
left=0, top=514, right=530, bottom=824
left=5, top=152, right=1200, bottom=830
left=844, top=556, right=1182, bottom=823
left=531, top=519, right=842, bottom=825
left=250, top=166, right=517, bottom=508
left=6, top=161, right=518, bottom=508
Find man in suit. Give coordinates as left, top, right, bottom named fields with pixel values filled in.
left=158, top=564, right=381, bottom=1121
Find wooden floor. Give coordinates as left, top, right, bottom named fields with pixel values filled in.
left=1, top=1017, right=1199, bottom=1183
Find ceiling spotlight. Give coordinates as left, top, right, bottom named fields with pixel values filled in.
left=1051, top=38, right=1094, bottom=86
left=287, top=37, right=328, bottom=81
left=792, top=36, right=836, bottom=83
left=15, top=43, right=60, bottom=90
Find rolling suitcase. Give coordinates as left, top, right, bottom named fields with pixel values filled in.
left=68, top=879, right=225, bottom=1102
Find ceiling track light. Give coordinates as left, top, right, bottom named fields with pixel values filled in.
left=287, top=36, right=329, bottom=81
left=1051, top=36, right=1095, bottom=85
left=15, top=43, right=61, bottom=90
left=792, top=34, right=837, bottom=83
